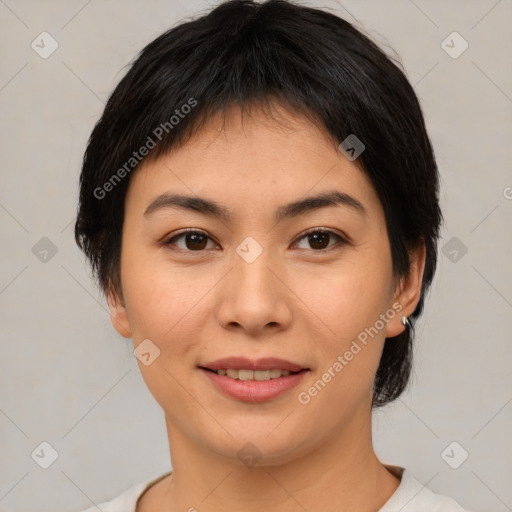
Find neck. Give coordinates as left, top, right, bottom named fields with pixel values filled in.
left=139, top=410, right=401, bottom=512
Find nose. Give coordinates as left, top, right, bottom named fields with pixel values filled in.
left=216, top=247, right=293, bottom=337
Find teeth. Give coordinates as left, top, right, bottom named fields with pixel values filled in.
left=226, top=369, right=239, bottom=379
left=238, top=369, right=254, bottom=381
left=254, top=370, right=271, bottom=381
left=216, top=369, right=292, bottom=380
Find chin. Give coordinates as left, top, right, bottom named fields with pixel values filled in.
left=200, top=423, right=314, bottom=468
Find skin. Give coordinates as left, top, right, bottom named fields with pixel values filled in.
left=108, top=101, right=426, bottom=512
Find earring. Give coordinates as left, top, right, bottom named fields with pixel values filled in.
left=401, top=315, right=411, bottom=329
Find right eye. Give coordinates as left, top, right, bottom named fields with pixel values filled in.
left=164, top=229, right=220, bottom=252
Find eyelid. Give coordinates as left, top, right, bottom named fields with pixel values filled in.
left=169, top=227, right=210, bottom=238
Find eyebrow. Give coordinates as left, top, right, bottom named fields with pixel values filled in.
left=143, top=190, right=368, bottom=222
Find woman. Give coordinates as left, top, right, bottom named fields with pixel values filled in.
left=74, top=1, right=472, bottom=510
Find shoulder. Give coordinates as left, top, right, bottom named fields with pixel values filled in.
left=74, top=467, right=473, bottom=512
left=380, top=465, right=473, bottom=512
left=75, top=472, right=171, bottom=512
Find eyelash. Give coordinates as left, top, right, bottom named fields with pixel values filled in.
left=163, top=228, right=349, bottom=253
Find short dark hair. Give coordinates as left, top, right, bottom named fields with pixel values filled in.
left=74, top=0, right=443, bottom=407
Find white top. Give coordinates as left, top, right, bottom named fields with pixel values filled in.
left=78, top=465, right=472, bottom=512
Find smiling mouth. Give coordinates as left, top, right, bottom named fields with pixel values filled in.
left=199, top=368, right=306, bottom=381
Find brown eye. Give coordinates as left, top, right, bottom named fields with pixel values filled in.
left=294, top=229, right=347, bottom=251
left=183, top=233, right=208, bottom=250
left=165, top=230, right=216, bottom=251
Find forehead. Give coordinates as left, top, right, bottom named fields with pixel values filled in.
left=125, top=102, right=381, bottom=222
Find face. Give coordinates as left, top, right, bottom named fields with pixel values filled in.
left=108, top=102, right=424, bottom=465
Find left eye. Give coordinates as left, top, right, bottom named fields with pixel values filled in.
left=293, top=229, right=346, bottom=251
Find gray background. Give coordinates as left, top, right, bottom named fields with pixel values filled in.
left=1, top=1, right=511, bottom=511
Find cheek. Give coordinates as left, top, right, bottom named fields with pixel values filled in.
left=295, top=274, right=389, bottom=420
left=122, top=261, right=212, bottom=415
left=120, top=243, right=201, bottom=339
left=293, top=246, right=393, bottom=400
left=296, top=257, right=393, bottom=343
left=121, top=256, right=225, bottom=400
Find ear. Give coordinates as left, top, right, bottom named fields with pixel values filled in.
left=385, top=240, right=427, bottom=338
left=107, top=289, right=132, bottom=339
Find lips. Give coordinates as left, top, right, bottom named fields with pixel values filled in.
left=200, top=356, right=307, bottom=373
left=199, top=357, right=310, bottom=402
